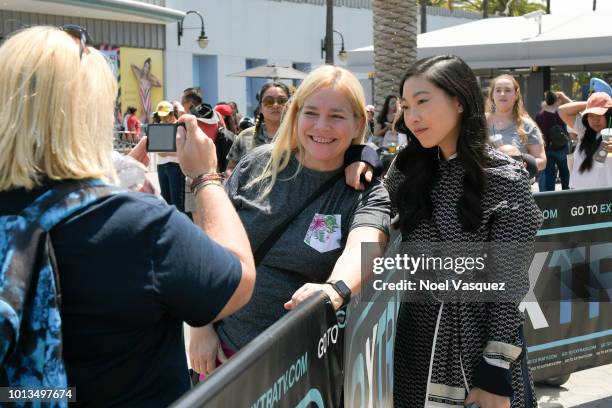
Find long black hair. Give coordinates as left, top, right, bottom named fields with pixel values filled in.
left=393, top=55, right=488, bottom=234
left=579, top=108, right=612, bottom=173
left=253, top=81, right=290, bottom=137
left=376, top=94, right=397, bottom=126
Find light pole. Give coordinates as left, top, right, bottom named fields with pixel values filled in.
left=321, top=30, right=347, bottom=63
left=177, top=10, right=208, bottom=48
left=324, top=0, right=333, bottom=64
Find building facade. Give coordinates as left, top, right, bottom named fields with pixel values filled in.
left=2, top=0, right=478, bottom=121
left=165, top=0, right=479, bottom=117
left=1, top=0, right=184, bottom=124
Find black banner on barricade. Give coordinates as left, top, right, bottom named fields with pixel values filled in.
left=524, top=188, right=612, bottom=381
left=171, top=293, right=343, bottom=408
left=343, top=233, right=402, bottom=408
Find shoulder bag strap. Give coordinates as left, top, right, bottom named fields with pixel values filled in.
left=254, top=172, right=344, bottom=266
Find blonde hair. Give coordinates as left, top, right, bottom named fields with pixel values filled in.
left=488, top=74, right=530, bottom=146
left=249, top=65, right=367, bottom=198
left=0, top=26, right=118, bottom=190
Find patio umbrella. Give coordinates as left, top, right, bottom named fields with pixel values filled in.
left=228, top=64, right=308, bottom=81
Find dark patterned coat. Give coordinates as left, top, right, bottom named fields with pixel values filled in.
left=385, top=147, right=541, bottom=408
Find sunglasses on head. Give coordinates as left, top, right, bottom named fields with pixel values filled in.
left=60, top=24, right=92, bottom=59
left=262, top=95, right=288, bottom=108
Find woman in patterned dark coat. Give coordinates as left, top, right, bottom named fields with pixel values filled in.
left=386, top=55, right=541, bottom=408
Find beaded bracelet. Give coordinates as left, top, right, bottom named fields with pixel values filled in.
left=190, top=172, right=224, bottom=192
left=193, top=180, right=223, bottom=197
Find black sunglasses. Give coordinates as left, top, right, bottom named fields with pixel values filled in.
left=60, top=24, right=93, bottom=59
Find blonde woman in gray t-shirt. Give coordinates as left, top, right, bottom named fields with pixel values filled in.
left=486, top=74, right=546, bottom=176
left=188, top=65, right=391, bottom=378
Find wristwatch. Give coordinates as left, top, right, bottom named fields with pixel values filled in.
left=326, top=280, right=351, bottom=308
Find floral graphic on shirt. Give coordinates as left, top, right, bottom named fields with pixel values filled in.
left=304, top=213, right=342, bottom=253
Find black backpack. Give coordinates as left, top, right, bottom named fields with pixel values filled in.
left=547, top=124, right=569, bottom=150
left=216, top=127, right=235, bottom=172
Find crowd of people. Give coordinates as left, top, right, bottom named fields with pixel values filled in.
left=483, top=74, right=612, bottom=191
left=121, top=72, right=612, bottom=198
left=1, top=24, right=611, bottom=408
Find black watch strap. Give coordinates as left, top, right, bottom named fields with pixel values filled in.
left=326, top=280, right=351, bottom=307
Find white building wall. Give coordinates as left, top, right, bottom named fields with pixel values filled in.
left=165, top=0, right=373, bottom=114
left=165, top=0, right=477, bottom=114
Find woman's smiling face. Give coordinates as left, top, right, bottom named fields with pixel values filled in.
left=297, top=87, right=362, bottom=171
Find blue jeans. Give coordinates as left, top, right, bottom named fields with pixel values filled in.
left=157, top=162, right=186, bottom=213
left=542, top=146, right=570, bottom=191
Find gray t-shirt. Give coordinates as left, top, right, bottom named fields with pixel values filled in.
left=216, top=145, right=391, bottom=349
left=488, top=117, right=543, bottom=153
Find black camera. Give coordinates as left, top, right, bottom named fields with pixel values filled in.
left=190, top=103, right=215, bottom=120
left=146, top=123, right=186, bottom=152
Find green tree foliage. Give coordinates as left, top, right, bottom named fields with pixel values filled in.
left=455, top=0, right=545, bottom=16
left=421, top=0, right=545, bottom=16
left=419, top=0, right=455, bottom=9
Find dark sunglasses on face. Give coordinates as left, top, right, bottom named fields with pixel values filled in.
left=60, top=24, right=92, bottom=59
left=262, top=95, right=288, bottom=108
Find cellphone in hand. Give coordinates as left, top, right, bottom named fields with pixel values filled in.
left=146, top=123, right=185, bottom=152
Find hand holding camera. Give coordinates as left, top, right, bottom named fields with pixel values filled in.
left=175, top=114, right=218, bottom=178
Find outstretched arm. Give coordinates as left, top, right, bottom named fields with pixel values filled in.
left=284, top=226, right=387, bottom=310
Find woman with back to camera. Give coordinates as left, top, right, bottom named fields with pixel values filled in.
left=386, top=55, right=541, bottom=408
left=0, top=26, right=255, bottom=407
left=486, top=74, right=546, bottom=178
left=188, top=65, right=391, bottom=378
left=558, top=91, right=612, bottom=189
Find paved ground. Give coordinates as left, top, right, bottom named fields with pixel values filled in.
left=536, top=364, right=612, bottom=407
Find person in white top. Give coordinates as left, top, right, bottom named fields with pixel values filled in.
left=558, top=91, right=612, bottom=189
left=155, top=101, right=187, bottom=212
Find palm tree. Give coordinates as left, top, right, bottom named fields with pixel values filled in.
left=372, top=0, right=418, bottom=110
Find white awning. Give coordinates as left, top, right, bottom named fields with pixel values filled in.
left=2, top=0, right=186, bottom=24
left=347, top=11, right=612, bottom=71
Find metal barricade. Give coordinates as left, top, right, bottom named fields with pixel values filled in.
left=113, top=131, right=140, bottom=154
